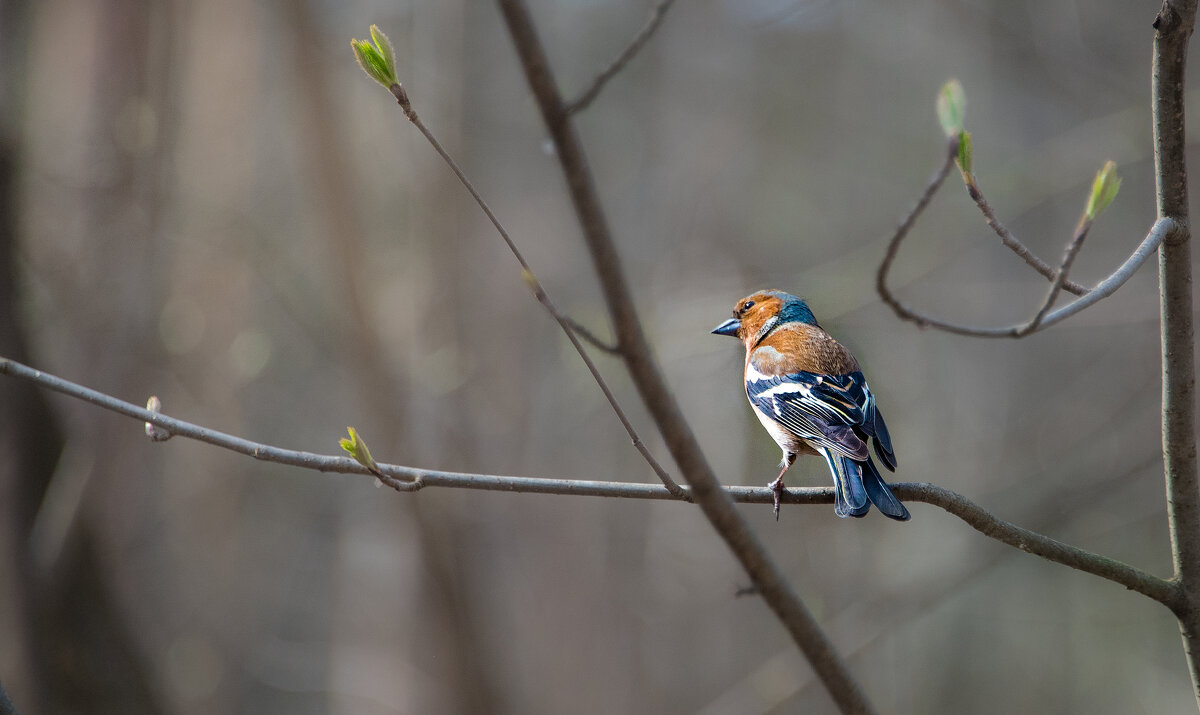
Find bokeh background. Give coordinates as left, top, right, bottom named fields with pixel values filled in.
left=0, top=0, right=1196, bottom=712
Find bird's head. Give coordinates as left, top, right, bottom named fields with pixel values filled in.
left=712, top=289, right=818, bottom=345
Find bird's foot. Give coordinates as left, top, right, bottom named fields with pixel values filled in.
left=768, top=475, right=785, bottom=521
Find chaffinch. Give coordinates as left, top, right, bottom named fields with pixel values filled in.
left=713, top=290, right=910, bottom=521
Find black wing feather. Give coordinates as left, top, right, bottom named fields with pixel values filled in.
left=747, top=369, right=908, bottom=520
left=746, top=372, right=869, bottom=459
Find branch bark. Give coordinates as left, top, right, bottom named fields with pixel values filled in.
left=0, top=354, right=1179, bottom=613
left=1152, top=1, right=1200, bottom=707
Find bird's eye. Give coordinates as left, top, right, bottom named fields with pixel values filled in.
left=739, top=300, right=755, bottom=314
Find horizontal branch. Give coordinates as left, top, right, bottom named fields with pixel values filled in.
left=0, top=354, right=1180, bottom=609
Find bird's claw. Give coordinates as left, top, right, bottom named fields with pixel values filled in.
left=768, top=476, right=784, bottom=521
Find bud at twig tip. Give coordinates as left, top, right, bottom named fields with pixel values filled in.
left=1085, top=160, right=1120, bottom=221
left=351, top=25, right=398, bottom=89
left=937, top=79, right=966, bottom=138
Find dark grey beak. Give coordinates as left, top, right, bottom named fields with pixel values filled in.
left=711, top=318, right=740, bottom=337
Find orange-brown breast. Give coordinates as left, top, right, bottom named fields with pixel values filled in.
left=748, top=323, right=860, bottom=376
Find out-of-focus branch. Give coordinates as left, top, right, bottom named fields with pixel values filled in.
left=564, top=0, right=677, bottom=114
left=1151, top=0, right=1200, bottom=706
left=0, top=354, right=1181, bottom=614
left=563, top=316, right=622, bottom=355
left=299, top=11, right=506, bottom=710
left=877, top=138, right=1166, bottom=338
left=495, top=2, right=878, bottom=712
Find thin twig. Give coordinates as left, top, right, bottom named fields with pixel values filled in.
left=563, top=316, right=622, bottom=355
left=565, top=0, right=678, bottom=114
left=0, top=354, right=1180, bottom=610
left=877, top=138, right=1169, bottom=338
left=386, top=83, right=686, bottom=499
left=876, top=138, right=960, bottom=323
left=1016, top=218, right=1091, bottom=334
left=966, top=177, right=1090, bottom=296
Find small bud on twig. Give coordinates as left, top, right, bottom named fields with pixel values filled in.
left=1085, top=160, right=1121, bottom=221
left=145, top=395, right=172, bottom=442
left=936, top=79, right=966, bottom=138
left=956, top=130, right=973, bottom=178
left=339, top=426, right=384, bottom=479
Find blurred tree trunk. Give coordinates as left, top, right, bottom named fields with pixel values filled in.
left=0, top=0, right=164, bottom=712
left=282, top=0, right=502, bottom=710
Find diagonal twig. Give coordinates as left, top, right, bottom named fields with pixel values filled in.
left=565, top=0, right=678, bottom=114
left=965, top=176, right=1090, bottom=296
left=1015, top=216, right=1091, bottom=334
left=386, top=83, right=686, bottom=499
left=0, top=353, right=1181, bottom=612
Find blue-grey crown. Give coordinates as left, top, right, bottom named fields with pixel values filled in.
left=762, top=290, right=818, bottom=326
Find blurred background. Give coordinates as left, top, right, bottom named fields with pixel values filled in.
left=0, top=0, right=1195, bottom=712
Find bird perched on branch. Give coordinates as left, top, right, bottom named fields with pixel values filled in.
left=713, top=290, right=910, bottom=521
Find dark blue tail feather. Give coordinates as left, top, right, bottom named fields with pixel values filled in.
left=823, top=450, right=910, bottom=521
left=861, top=458, right=910, bottom=521
left=825, top=452, right=869, bottom=518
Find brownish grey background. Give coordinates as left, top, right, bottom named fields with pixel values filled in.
left=0, top=0, right=1195, bottom=712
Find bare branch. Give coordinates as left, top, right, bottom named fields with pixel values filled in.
left=565, top=0, right=678, bottom=114
left=1, top=354, right=1180, bottom=613
left=891, top=483, right=1183, bottom=610
left=877, top=138, right=1169, bottom=338
left=1035, top=217, right=1169, bottom=326
left=385, top=83, right=686, bottom=500
left=1151, top=0, right=1200, bottom=703
left=965, top=176, right=1090, bottom=296
left=876, top=139, right=965, bottom=330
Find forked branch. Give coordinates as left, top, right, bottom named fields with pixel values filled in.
left=877, top=131, right=1162, bottom=338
